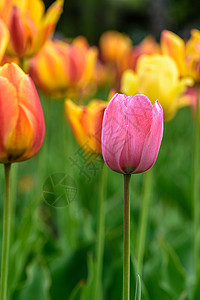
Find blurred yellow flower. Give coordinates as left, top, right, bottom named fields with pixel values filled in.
left=121, top=54, right=193, bottom=121
left=27, top=37, right=98, bottom=98
left=161, top=29, right=200, bottom=82
left=0, top=0, right=63, bottom=58
left=64, top=99, right=107, bottom=154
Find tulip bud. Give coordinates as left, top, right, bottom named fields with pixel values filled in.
left=0, top=63, right=45, bottom=163
left=101, top=93, right=163, bottom=174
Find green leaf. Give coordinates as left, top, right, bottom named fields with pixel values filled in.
left=191, top=268, right=200, bottom=300
left=12, top=258, right=51, bottom=300
left=134, top=274, right=141, bottom=300
left=68, top=280, right=84, bottom=300
left=80, top=254, right=99, bottom=300
left=159, top=237, right=187, bottom=298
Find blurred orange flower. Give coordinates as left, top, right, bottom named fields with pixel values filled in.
left=99, top=30, right=132, bottom=78
left=64, top=99, right=107, bottom=155
left=27, top=36, right=98, bottom=98
left=0, top=0, right=63, bottom=58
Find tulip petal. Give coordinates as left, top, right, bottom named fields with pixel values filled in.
left=65, top=99, right=90, bottom=150
left=5, top=107, right=33, bottom=162
left=119, top=94, right=153, bottom=173
left=9, top=6, right=26, bottom=57
left=0, top=77, right=18, bottom=161
left=161, top=30, right=186, bottom=76
left=18, top=75, right=45, bottom=158
left=0, top=19, right=9, bottom=63
left=134, top=101, right=163, bottom=173
left=121, top=70, right=138, bottom=96
left=39, top=0, right=63, bottom=47
left=0, top=63, right=25, bottom=89
left=102, top=93, right=128, bottom=173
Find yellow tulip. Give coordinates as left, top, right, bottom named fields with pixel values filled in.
left=121, top=54, right=193, bottom=121
left=161, top=29, right=200, bottom=82
left=64, top=99, right=107, bottom=154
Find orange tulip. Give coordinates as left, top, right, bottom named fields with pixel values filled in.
left=99, top=31, right=132, bottom=78
left=0, top=63, right=45, bottom=163
left=64, top=99, right=107, bottom=154
left=0, top=0, right=63, bottom=58
left=100, top=30, right=132, bottom=65
left=27, top=37, right=98, bottom=98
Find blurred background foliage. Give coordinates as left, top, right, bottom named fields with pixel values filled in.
left=46, top=0, right=200, bottom=43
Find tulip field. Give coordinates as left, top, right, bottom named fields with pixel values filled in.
left=1, top=0, right=200, bottom=300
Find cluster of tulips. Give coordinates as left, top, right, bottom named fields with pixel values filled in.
left=0, top=0, right=200, bottom=299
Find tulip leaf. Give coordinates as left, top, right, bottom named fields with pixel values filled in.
left=80, top=254, right=99, bottom=300
left=134, top=274, right=141, bottom=300
left=159, top=237, right=187, bottom=298
left=191, top=268, right=200, bottom=300
left=12, top=259, right=51, bottom=300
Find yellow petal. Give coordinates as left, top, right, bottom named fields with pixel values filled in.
left=0, top=19, right=9, bottom=63
left=161, top=30, right=186, bottom=76
left=121, top=70, right=138, bottom=96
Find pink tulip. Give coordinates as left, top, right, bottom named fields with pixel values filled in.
left=101, top=93, right=163, bottom=174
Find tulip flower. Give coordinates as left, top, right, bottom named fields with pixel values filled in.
left=99, top=31, right=132, bottom=84
left=0, top=0, right=63, bottom=58
left=27, top=37, right=98, bottom=98
left=99, top=30, right=132, bottom=66
left=121, top=54, right=193, bottom=121
left=0, top=62, right=45, bottom=300
left=101, top=93, right=163, bottom=300
left=64, top=99, right=107, bottom=154
left=0, top=63, right=45, bottom=163
left=161, top=29, right=200, bottom=82
left=102, top=93, right=163, bottom=174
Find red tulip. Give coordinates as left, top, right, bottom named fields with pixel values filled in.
left=0, top=63, right=45, bottom=163
left=101, top=93, right=163, bottom=174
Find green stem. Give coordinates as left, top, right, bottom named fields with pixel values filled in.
left=0, top=163, right=12, bottom=300
left=193, top=98, right=199, bottom=278
left=95, top=162, right=107, bottom=300
left=137, top=169, right=153, bottom=275
left=123, top=174, right=131, bottom=300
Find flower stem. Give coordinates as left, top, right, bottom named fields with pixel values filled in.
left=0, top=163, right=12, bottom=300
left=123, top=174, right=131, bottom=300
left=137, top=169, right=153, bottom=275
left=193, top=99, right=199, bottom=278
left=95, top=161, right=107, bottom=300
